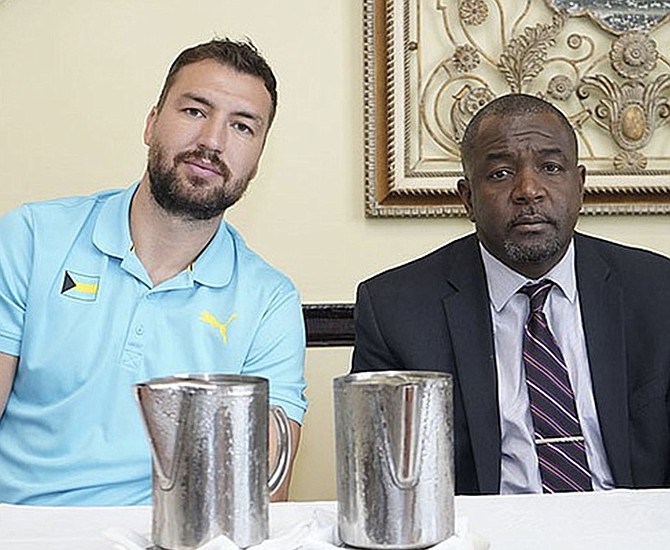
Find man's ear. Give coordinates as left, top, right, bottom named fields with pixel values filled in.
left=457, top=178, right=475, bottom=222
left=143, top=106, right=158, bottom=146
left=578, top=164, right=586, bottom=197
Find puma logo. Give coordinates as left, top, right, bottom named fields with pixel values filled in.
left=199, top=310, right=238, bottom=344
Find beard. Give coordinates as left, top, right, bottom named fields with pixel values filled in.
left=502, top=208, right=564, bottom=264
left=147, top=143, right=251, bottom=221
left=503, top=236, right=563, bottom=264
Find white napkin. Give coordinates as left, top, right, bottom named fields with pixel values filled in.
left=102, top=510, right=489, bottom=550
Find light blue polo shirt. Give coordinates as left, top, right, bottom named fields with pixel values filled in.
left=0, top=184, right=307, bottom=505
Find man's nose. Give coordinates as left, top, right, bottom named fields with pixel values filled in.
left=197, top=118, right=226, bottom=154
left=512, top=166, right=545, bottom=203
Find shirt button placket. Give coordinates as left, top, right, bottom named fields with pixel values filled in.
left=120, top=291, right=150, bottom=372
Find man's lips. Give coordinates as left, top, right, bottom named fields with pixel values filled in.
left=509, top=213, right=555, bottom=231
left=512, top=215, right=549, bottom=226
left=183, top=159, right=223, bottom=177
left=174, top=148, right=231, bottom=180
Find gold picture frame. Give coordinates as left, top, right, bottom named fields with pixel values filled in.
left=364, top=0, right=670, bottom=217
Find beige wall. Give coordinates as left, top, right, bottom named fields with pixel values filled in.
left=2, top=1, right=669, bottom=501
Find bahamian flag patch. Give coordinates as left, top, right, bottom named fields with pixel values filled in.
left=61, top=270, right=100, bottom=302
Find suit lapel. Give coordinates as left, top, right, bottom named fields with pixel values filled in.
left=442, top=237, right=501, bottom=493
left=575, top=235, right=633, bottom=485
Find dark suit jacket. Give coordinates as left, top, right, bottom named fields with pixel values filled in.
left=352, top=233, right=670, bottom=494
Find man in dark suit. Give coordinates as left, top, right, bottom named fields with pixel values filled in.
left=352, top=93, right=670, bottom=495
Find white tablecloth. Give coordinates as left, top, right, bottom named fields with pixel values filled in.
left=1, top=489, right=669, bottom=549
left=457, top=488, right=670, bottom=549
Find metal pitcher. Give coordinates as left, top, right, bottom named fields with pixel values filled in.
left=134, top=374, right=291, bottom=550
left=334, top=371, right=454, bottom=549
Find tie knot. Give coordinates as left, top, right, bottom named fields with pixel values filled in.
left=518, top=279, right=554, bottom=312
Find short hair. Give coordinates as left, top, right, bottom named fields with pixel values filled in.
left=460, top=93, right=578, bottom=175
left=155, top=37, right=278, bottom=125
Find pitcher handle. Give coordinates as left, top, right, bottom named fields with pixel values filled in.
left=268, top=405, right=292, bottom=495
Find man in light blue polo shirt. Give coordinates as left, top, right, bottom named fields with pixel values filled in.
left=0, top=38, right=307, bottom=505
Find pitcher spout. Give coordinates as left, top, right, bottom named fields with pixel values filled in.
left=133, top=377, right=198, bottom=490
left=379, top=382, right=422, bottom=490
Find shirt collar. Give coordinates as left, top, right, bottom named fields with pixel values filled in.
left=480, top=239, right=577, bottom=313
left=92, top=182, right=235, bottom=288
left=92, top=183, right=136, bottom=259
left=192, top=221, right=236, bottom=287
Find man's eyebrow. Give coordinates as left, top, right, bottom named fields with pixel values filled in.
left=484, top=147, right=568, bottom=161
left=181, top=93, right=214, bottom=109
left=538, top=147, right=569, bottom=159
left=484, top=151, right=514, bottom=162
left=231, top=109, right=264, bottom=125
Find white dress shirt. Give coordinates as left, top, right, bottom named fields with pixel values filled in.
left=479, top=240, right=614, bottom=493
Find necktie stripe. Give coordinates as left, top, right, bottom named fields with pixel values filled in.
left=538, top=455, right=586, bottom=492
left=527, top=382, right=580, bottom=426
left=539, top=466, right=581, bottom=493
left=518, top=280, right=592, bottom=493
left=550, top=443, right=592, bottom=477
left=524, top=329, right=567, bottom=369
left=530, top=405, right=577, bottom=437
left=540, top=445, right=592, bottom=484
left=526, top=336, right=566, bottom=369
left=524, top=355, right=574, bottom=398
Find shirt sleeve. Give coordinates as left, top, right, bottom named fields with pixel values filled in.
left=0, top=205, right=33, bottom=357
left=242, top=281, right=307, bottom=424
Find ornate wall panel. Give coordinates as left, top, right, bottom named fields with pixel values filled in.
left=364, top=0, right=670, bottom=216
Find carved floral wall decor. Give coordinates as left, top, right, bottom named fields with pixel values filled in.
left=364, top=0, right=670, bottom=216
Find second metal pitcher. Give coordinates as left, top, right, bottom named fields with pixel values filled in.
left=334, top=371, right=454, bottom=549
left=134, top=374, right=291, bottom=550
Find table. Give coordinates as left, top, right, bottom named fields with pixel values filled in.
left=457, top=488, right=670, bottom=549
left=1, top=489, right=669, bottom=549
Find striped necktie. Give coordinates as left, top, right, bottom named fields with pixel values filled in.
left=518, top=280, right=592, bottom=492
